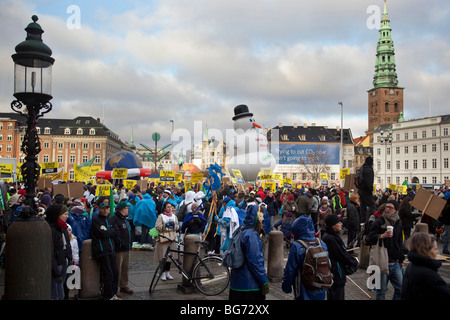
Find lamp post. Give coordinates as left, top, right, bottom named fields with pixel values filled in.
left=5, top=15, right=53, bottom=300
left=380, top=129, right=393, bottom=190
left=338, top=102, right=344, bottom=170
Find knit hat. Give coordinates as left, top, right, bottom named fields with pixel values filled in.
left=99, top=202, right=110, bottom=208
left=325, top=214, right=341, bottom=228
left=386, top=199, right=398, bottom=210
left=116, top=201, right=128, bottom=210
left=288, top=194, right=294, bottom=201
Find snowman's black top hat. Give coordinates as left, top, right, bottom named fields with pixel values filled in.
left=233, top=104, right=253, bottom=120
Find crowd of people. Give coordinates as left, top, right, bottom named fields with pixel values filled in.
left=1, top=162, right=450, bottom=300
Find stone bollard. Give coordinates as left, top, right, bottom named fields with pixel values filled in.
left=178, top=234, right=201, bottom=293
left=267, top=230, right=284, bottom=282
left=79, top=239, right=101, bottom=299
left=5, top=218, right=52, bottom=300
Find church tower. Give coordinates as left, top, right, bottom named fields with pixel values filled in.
left=367, top=0, right=404, bottom=140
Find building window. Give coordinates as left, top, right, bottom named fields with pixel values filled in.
left=444, top=128, right=449, bottom=136
left=422, top=159, right=427, bottom=169
left=57, top=155, right=63, bottom=163
left=44, top=142, right=50, bottom=148
left=69, top=155, right=76, bottom=163
left=444, top=143, right=448, bottom=151
left=95, top=155, right=101, bottom=164
left=405, top=160, right=409, bottom=169
left=89, top=128, right=96, bottom=135
left=387, top=161, right=391, bottom=170
left=281, top=134, right=288, bottom=141
left=43, top=155, right=49, bottom=162
left=6, top=134, right=12, bottom=141
left=432, top=177, right=437, bottom=184
left=298, top=135, right=306, bottom=141
left=413, top=160, right=418, bottom=169
left=64, top=128, right=71, bottom=134
left=422, top=145, right=427, bottom=153
left=396, top=160, right=400, bottom=169
left=83, top=143, right=89, bottom=149
left=413, top=132, right=417, bottom=139
left=432, top=159, right=437, bottom=169
left=6, top=145, right=12, bottom=152
left=422, top=177, right=427, bottom=184
left=432, top=144, right=437, bottom=152
left=396, top=147, right=400, bottom=154
left=82, top=155, right=88, bottom=163
left=70, top=143, right=76, bottom=149
left=95, top=143, right=101, bottom=149
left=7, top=123, right=13, bottom=130
left=444, top=158, right=449, bottom=169
left=0, top=134, right=2, bottom=141
left=432, top=129, right=437, bottom=137
left=413, top=146, right=417, bottom=153
left=404, top=146, right=408, bottom=154
left=422, top=130, right=426, bottom=138
left=404, top=133, right=408, bottom=140
left=77, top=128, right=83, bottom=135
left=44, top=127, right=50, bottom=134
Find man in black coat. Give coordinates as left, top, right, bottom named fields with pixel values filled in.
left=357, top=156, right=375, bottom=223
left=91, top=202, right=120, bottom=300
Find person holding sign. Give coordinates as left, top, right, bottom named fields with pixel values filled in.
left=356, top=156, right=375, bottom=223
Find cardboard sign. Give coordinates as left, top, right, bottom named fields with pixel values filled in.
left=123, top=180, right=136, bottom=190
left=343, top=174, right=355, bottom=192
left=410, top=188, right=446, bottom=220
left=232, top=169, right=245, bottom=184
left=37, top=178, right=52, bottom=190
left=112, top=168, right=128, bottom=179
left=53, top=182, right=85, bottom=198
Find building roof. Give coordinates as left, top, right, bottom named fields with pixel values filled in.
left=0, top=113, right=122, bottom=142
left=267, top=124, right=353, bottom=145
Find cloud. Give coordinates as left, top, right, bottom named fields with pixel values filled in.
left=0, top=0, right=449, bottom=151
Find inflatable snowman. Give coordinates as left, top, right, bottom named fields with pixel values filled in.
left=227, top=104, right=276, bottom=181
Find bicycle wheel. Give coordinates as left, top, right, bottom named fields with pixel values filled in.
left=149, top=257, right=166, bottom=293
left=192, top=256, right=230, bottom=296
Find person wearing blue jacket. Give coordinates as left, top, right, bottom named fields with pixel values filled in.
left=133, top=193, right=157, bottom=245
left=282, top=215, right=328, bottom=300
left=229, top=204, right=269, bottom=300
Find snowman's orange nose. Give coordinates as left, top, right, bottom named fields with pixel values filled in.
left=253, top=122, right=261, bottom=128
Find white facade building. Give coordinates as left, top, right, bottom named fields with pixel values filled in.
left=373, top=114, right=450, bottom=190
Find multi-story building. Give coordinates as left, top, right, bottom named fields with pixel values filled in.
left=0, top=113, right=124, bottom=180
left=267, top=123, right=354, bottom=186
left=373, top=115, right=450, bottom=189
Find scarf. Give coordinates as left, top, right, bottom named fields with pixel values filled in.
left=382, top=211, right=399, bottom=229
left=57, top=218, right=68, bottom=229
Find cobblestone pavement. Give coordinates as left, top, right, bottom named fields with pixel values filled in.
left=1, top=233, right=449, bottom=302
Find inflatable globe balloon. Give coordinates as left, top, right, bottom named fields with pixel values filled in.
left=105, top=151, right=143, bottom=171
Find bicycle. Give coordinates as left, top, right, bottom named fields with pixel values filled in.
left=149, top=234, right=230, bottom=296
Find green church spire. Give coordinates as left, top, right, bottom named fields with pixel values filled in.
left=372, top=0, right=399, bottom=89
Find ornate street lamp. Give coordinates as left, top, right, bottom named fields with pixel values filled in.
left=11, top=15, right=54, bottom=211
left=5, top=15, right=53, bottom=300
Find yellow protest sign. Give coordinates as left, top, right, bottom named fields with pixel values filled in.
left=124, top=180, right=136, bottom=190
left=74, top=164, right=91, bottom=181
left=96, top=184, right=112, bottom=197
left=340, top=168, right=350, bottom=180
left=320, top=173, right=328, bottom=181
left=160, top=170, right=175, bottom=182
left=273, top=174, right=283, bottom=181
left=0, top=163, right=13, bottom=174
left=397, top=185, right=407, bottom=195
left=184, top=180, right=192, bottom=193
left=260, top=168, right=273, bottom=180
left=175, top=173, right=183, bottom=183
left=112, top=168, right=128, bottom=179
left=191, top=172, right=204, bottom=183
left=263, top=182, right=276, bottom=192
left=232, top=169, right=245, bottom=184
left=388, top=183, right=397, bottom=190
left=41, top=162, right=58, bottom=174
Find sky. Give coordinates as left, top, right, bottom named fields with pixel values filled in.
left=1, top=0, right=449, bottom=151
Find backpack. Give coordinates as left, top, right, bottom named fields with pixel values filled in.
left=296, top=239, right=333, bottom=290
left=355, top=167, right=363, bottom=188
left=222, top=225, right=251, bottom=269
left=175, top=201, right=191, bottom=221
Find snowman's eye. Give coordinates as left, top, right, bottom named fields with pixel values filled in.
left=250, top=119, right=254, bottom=122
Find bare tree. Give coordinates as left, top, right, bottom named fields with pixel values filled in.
left=298, top=146, right=332, bottom=183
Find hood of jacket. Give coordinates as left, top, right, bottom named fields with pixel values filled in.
left=291, top=215, right=316, bottom=241
left=242, top=204, right=259, bottom=228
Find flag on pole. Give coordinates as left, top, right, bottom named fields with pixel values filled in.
left=76, top=156, right=96, bottom=169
